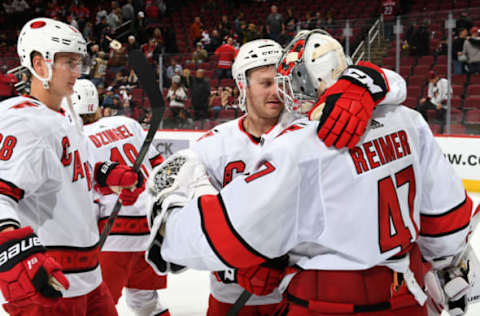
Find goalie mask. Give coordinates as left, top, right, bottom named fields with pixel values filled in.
left=275, top=29, right=348, bottom=114
left=232, top=39, right=283, bottom=112
left=17, top=17, right=88, bottom=89
left=71, top=79, right=99, bottom=115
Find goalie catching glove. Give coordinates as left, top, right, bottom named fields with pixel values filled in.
left=94, top=161, right=145, bottom=206
left=309, top=61, right=389, bottom=149
left=425, top=245, right=480, bottom=316
left=0, top=227, right=69, bottom=306
left=145, top=149, right=217, bottom=275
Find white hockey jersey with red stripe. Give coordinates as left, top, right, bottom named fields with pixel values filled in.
left=162, top=105, right=473, bottom=280
left=83, top=115, right=163, bottom=252
left=0, top=96, right=101, bottom=298
left=191, top=112, right=304, bottom=305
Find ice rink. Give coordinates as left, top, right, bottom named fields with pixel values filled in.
left=1, top=193, right=479, bottom=316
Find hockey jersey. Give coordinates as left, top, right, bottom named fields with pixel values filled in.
left=83, top=115, right=163, bottom=252
left=162, top=105, right=473, bottom=290
left=191, top=111, right=305, bottom=305
left=187, top=67, right=409, bottom=304
left=0, top=96, right=101, bottom=298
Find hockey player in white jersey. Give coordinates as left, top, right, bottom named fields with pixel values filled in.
left=72, top=79, right=169, bottom=316
left=0, top=18, right=144, bottom=316
left=145, top=29, right=477, bottom=316
left=180, top=35, right=408, bottom=315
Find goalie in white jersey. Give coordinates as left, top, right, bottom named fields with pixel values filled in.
left=72, top=79, right=169, bottom=316
left=146, top=30, right=477, bottom=316
left=0, top=18, right=145, bottom=316
left=190, top=38, right=408, bottom=315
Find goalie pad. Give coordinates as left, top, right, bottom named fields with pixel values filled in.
left=144, top=149, right=217, bottom=275
left=425, top=245, right=480, bottom=316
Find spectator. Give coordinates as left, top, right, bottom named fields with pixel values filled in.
left=112, top=71, right=128, bottom=89
left=190, top=16, right=203, bottom=46
left=122, top=0, right=135, bottom=21
left=234, top=12, right=245, bottom=35
left=107, top=7, right=122, bottom=30
left=166, top=75, right=188, bottom=127
left=311, top=12, right=324, bottom=30
left=67, top=15, right=79, bottom=30
left=91, top=51, right=108, bottom=87
left=382, top=0, right=397, bottom=41
left=152, top=27, right=164, bottom=48
left=126, top=35, right=139, bottom=52
left=266, top=5, right=283, bottom=41
left=190, top=69, right=210, bottom=120
left=462, top=27, right=480, bottom=74
left=201, top=29, right=211, bottom=48
left=192, top=42, right=209, bottom=64
left=412, top=20, right=430, bottom=56
left=219, top=14, right=232, bottom=38
left=208, top=29, right=222, bottom=53
left=284, top=7, right=298, bottom=32
left=95, top=16, right=109, bottom=43
left=130, top=11, right=148, bottom=44
left=142, top=38, right=160, bottom=64
left=166, top=57, right=183, bottom=83
left=453, top=27, right=468, bottom=74
left=214, top=36, right=236, bottom=85
left=83, top=22, right=94, bottom=42
left=456, top=11, right=473, bottom=35
left=102, top=87, right=115, bottom=108
left=0, top=65, right=17, bottom=101
left=182, top=68, right=193, bottom=89
left=244, top=23, right=261, bottom=43
left=417, top=71, right=452, bottom=133
left=140, top=109, right=152, bottom=128
left=301, top=12, right=314, bottom=30
left=108, top=41, right=127, bottom=75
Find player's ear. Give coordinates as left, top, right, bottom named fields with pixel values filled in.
left=31, top=53, right=47, bottom=78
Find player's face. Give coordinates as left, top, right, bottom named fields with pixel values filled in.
left=51, top=53, right=83, bottom=96
left=246, top=65, right=284, bottom=119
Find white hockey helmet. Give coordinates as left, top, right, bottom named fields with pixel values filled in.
left=232, top=39, right=283, bottom=112
left=17, top=17, right=88, bottom=89
left=275, top=29, right=348, bottom=113
left=71, top=79, right=99, bottom=115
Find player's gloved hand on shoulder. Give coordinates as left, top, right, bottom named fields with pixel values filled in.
left=234, top=255, right=294, bottom=296
left=94, top=161, right=145, bottom=206
left=0, top=226, right=69, bottom=306
left=309, top=61, right=389, bottom=149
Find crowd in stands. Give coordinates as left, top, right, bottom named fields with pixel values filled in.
left=0, top=0, right=480, bottom=133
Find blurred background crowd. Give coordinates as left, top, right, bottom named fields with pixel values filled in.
left=0, top=0, right=480, bottom=133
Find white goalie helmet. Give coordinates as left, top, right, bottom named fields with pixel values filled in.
left=71, top=79, right=99, bottom=115
left=275, top=29, right=348, bottom=113
left=232, top=39, right=283, bottom=112
left=17, top=17, right=88, bottom=89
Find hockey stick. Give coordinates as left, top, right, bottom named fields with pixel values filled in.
left=226, top=290, right=252, bottom=316
left=98, top=50, right=165, bottom=250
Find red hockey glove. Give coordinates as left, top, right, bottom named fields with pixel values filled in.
left=0, top=227, right=69, bottom=306
left=309, top=61, right=389, bottom=149
left=94, top=161, right=145, bottom=206
left=234, top=255, right=292, bottom=296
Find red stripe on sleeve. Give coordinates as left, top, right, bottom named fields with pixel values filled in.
left=199, top=194, right=268, bottom=268
left=420, top=195, right=473, bottom=237
left=0, top=179, right=24, bottom=202
left=149, top=154, right=164, bottom=168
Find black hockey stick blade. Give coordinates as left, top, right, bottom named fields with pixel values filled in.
left=99, top=50, right=165, bottom=250
left=226, top=290, right=252, bottom=316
